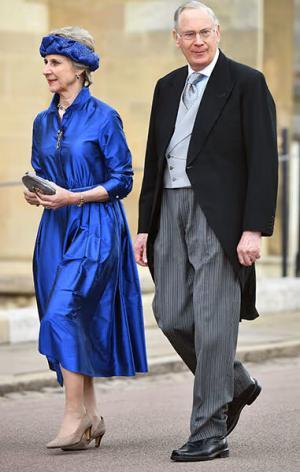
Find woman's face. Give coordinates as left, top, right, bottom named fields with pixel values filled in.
left=43, top=54, right=78, bottom=94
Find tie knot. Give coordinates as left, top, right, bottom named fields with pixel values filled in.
left=188, top=72, right=203, bottom=86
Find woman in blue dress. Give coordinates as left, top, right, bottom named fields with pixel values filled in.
left=23, top=26, right=147, bottom=451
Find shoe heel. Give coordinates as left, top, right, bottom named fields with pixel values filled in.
left=85, top=426, right=92, bottom=441
left=247, top=385, right=262, bottom=405
left=218, top=449, right=229, bottom=458
left=95, top=433, right=104, bottom=448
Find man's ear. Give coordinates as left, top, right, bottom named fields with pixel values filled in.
left=215, top=24, right=221, bottom=43
left=173, top=29, right=180, bottom=48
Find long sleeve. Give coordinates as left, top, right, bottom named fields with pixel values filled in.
left=99, top=111, right=133, bottom=201
left=241, top=72, right=278, bottom=236
left=138, top=81, right=160, bottom=233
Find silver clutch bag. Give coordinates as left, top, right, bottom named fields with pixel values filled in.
left=22, top=172, right=56, bottom=195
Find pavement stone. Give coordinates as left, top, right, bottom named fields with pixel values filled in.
left=2, top=276, right=300, bottom=344
left=0, top=310, right=299, bottom=395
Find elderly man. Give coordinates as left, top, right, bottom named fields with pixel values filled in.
left=135, top=1, right=278, bottom=462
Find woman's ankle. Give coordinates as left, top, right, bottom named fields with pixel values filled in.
left=85, top=408, right=100, bottom=420
left=64, top=404, right=86, bottom=419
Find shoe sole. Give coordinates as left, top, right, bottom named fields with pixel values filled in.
left=170, top=449, right=229, bottom=462
left=226, top=382, right=262, bottom=436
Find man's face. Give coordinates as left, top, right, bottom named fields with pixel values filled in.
left=174, top=8, right=220, bottom=71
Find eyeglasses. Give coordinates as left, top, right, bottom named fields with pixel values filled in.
left=176, top=28, right=216, bottom=42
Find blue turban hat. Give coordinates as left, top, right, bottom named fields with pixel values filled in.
left=39, top=35, right=100, bottom=71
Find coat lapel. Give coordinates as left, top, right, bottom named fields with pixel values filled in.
left=156, top=66, right=187, bottom=162
left=187, top=51, right=235, bottom=165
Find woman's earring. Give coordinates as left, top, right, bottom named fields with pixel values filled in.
left=76, top=74, right=80, bottom=80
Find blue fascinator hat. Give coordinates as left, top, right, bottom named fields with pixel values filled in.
left=40, top=34, right=100, bottom=71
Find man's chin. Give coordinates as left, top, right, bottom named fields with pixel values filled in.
left=190, top=60, right=209, bottom=71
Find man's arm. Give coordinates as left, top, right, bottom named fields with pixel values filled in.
left=241, top=71, right=278, bottom=235
left=137, top=81, right=160, bottom=234
left=135, top=81, right=161, bottom=266
left=238, top=72, right=278, bottom=266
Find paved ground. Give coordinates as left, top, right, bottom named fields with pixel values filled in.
left=0, top=357, right=299, bottom=472
left=1, top=310, right=300, bottom=394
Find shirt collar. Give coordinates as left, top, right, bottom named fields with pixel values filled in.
left=188, top=48, right=219, bottom=78
left=48, top=86, right=91, bottom=113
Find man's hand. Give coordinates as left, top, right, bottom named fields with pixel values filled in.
left=237, top=231, right=262, bottom=267
left=135, top=233, right=148, bottom=267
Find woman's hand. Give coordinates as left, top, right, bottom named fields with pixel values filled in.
left=35, top=184, right=77, bottom=210
left=24, top=189, right=40, bottom=206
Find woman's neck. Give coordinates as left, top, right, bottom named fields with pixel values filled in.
left=58, top=85, right=83, bottom=109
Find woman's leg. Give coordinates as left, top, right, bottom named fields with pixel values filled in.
left=56, top=366, right=86, bottom=438
left=83, top=376, right=101, bottom=420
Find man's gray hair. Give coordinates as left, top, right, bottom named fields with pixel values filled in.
left=174, top=1, right=219, bottom=30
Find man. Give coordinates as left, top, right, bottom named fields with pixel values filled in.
left=135, top=1, right=278, bottom=463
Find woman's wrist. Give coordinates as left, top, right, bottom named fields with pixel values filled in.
left=68, top=191, right=80, bottom=206
left=68, top=191, right=85, bottom=207
left=76, top=193, right=85, bottom=207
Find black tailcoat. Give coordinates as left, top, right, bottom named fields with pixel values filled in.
left=138, top=51, right=278, bottom=320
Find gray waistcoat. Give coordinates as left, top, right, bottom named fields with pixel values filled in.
left=164, top=92, right=203, bottom=188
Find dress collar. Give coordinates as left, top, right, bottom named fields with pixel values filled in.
left=48, top=87, right=91, bottom=113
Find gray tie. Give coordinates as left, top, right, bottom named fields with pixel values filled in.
left=182, top=72, right=203, bottom=110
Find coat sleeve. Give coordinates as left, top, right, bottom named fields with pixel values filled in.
left=99, top=111, right=133, bottom=201
left=138, top=81, right=160, bottom=233
left=241, top=72, right=278, bottom=236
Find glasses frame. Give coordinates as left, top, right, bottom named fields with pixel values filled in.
left=176, top=27, right=216, bottom=42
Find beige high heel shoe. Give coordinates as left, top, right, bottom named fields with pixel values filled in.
left=61, top=416, right=105, bottom=451
left=92, top=416, right=106, bottom=448
left=46, top=414, right=92, bottom=449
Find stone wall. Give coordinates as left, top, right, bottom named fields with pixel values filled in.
left=0, top=0, right=295, bottom=287
left=294, top=0, right=300, bottom=137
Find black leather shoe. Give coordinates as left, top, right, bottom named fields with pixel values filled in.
left=170, top=437, right=229, bottom=462
left=226, top=378, right=261, bottom=436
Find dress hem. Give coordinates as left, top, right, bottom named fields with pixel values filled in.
left=40, top=350, right=148, bottom=386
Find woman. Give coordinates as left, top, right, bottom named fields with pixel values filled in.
left=23, top=26, right=147, bottom=451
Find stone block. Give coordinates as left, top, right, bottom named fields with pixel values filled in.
left=7, top=306, right=39, bottom=343
left=0, top=314, right=9, bottom=344
left=0, top=0, right=48, bottom=34
left=0, top=186, right=40, bottom=259
left=256, top=277, right=300, bottom=313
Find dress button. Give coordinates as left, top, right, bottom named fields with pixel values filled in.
left=170, top=166, right=174, bottom=170
left=167, top=155, right=171, bottom=159
left=116, top=195, right=119, bottom=199
left=172, top=177, right=177, bottom=182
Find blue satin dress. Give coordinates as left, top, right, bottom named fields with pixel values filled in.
left=31, top=87, right=148, bottom=386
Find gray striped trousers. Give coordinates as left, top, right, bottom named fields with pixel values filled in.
left=153, top=188, right=253, bottom=440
